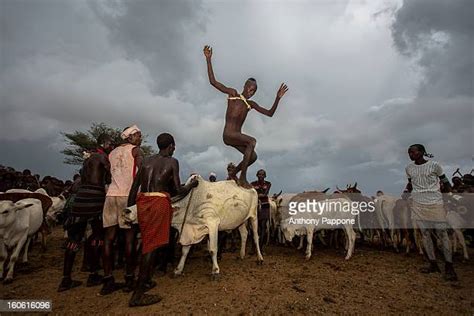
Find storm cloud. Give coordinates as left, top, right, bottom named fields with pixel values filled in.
left=0, top=0, right=472, bottom=195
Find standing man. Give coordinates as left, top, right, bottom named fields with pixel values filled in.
left=58, top=134, right=114, bottom=292
left=405, top=144, right=458, bottom=281
left=127, top=133, right=197, bottom=307
left=204, top=45, right=288, bottom=188
left=100, top=125, right=143, bottom=295
left=251, top=169, right=272, bottom=253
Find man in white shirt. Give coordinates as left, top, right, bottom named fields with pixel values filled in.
left=405, top=144, right=457, bottom=281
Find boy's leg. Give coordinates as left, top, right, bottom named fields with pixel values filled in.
left=224, top=133, right=258, bottom=187
left=123, top=227, right=137, bottom=292
left=86, top=217, right=104, bottom=287
left=58, top=218, right=86, bottom=292
left=100, top=225, right=124, bottom=295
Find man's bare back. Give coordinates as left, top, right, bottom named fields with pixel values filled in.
left=128, top=133, right=197, bottom=207
left=135, top=155, right=178, bottom=193
left=82, top=152, right=111, bottom=187
left=204, top=45, right=288, bottom=188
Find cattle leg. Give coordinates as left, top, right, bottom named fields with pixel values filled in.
left=392, top=229, right=400, bottom=253
left=207, top=220, right=220, bottom=280
left=22, top=237, right=32, bottom=263
left=238, top=223, right=248, bottom=259
left=174, top=245, right=191, bottom=276
left=265, top=220, right=270, bottom=246
left=344, top=225, right=356, bottom=260
left=317, top=231, right=327, bottom=247
left=250, top=217, right=264, bottom=264
left=454, top=229, right=469, bottom=261
left=305, top=228, right=314, bottom=260
left=4, top=232, right=28, bottom=283
left=0, top=236, right=5, bottom=280
left=277, top=226, right=283, bottom=245
left=297, top=236, right=304, bottom=250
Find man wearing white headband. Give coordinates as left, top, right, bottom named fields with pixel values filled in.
left=121, top=125, right=141, bottom=140
left=100, top=125, right=143, bottom=295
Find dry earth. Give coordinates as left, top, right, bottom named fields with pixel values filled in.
left=2, top=228, right=473, bottom=315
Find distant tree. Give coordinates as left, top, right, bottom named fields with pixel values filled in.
left=61, top=122, right=156, bottom=165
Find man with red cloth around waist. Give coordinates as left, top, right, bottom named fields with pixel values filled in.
left=127, top=132, right=198, bottom=307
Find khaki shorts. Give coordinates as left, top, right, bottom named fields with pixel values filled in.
left=103, top=196, right=131, bottom=229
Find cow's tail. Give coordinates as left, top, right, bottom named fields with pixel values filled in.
left=178, top=187, right=195, bottom=241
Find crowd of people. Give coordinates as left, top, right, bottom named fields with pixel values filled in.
left=0, top=165, right=77, bottom=197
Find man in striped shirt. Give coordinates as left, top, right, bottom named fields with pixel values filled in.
left=405, top=144, right=457, bottom=281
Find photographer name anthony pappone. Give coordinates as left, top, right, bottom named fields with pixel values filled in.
left=287, top=199, right=376, bottom=216
left=288, top=217, right=356, bottom=226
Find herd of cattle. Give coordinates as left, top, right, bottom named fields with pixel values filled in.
left=1, top=174, right=473, bottom=283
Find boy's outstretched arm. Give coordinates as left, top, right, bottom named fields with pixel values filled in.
left=204, top=45, right=237, bottom=96
left=251, top=83, right=288, bottom=117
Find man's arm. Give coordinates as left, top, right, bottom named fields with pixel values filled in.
left=250, top=83, right=288, bottom=117
left=439, top=175, right=452, bottom=193
left=132, top=147, right=143, bottom=177
left=204, top=45, right=238, bottom=96
left=171, top=159, right=198, bottom=198
left=405, top=179, right=413, bottom=193
left=99, top=154, right=112, bottom=184
left=434, top=162, right=452, bottom=193
left=265, top=182, right=272, bottom=196
left=128, top=165, right=142, bottom=207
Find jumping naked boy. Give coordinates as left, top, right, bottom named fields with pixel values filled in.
left=204, top=45, right=288, bottom=188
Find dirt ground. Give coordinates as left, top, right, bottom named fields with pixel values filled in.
left=2, top=228, right=473, bottom=315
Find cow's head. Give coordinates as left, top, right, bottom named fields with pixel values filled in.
left=0, top=200, right=33, bottom=228
left=335, top=183, right=361, bottom=194
left=121, top=205, right=137, bottom=225
left=271, top=190, right=283, bottom=200
left=49, top=197, right=66, bottom=214
left=280, top=221, right=296, bottom=242
left=184, top=174, right=200, bottom=186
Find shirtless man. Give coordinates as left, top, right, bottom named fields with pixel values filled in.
left=204, top=45, right=288, bottom=188
left=58, top=134, right=113, bottom=292
left=127, top=132, right=198, bottom=307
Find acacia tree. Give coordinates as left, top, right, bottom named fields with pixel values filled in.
left=62, top=122, right=155, bottom=165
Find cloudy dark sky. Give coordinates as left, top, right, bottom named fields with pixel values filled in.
left=1, top=0, right=472, bottom=195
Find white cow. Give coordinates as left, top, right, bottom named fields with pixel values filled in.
left=373, top=194, right=400, bottom=251
left=122, top=175, right=263, bottom=279
left=280, top=192, right=357, bottom=260
left=6, top=188, right=65, bottom=217
left=5, top=189, right=65, bottom=248
left=272, top=193, right=296, bottom=245
left=45, top=196, right=66, bottom=225
left=0, top=199, right=43, bottom=283
left=445, top=194, right=471, bottom=261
